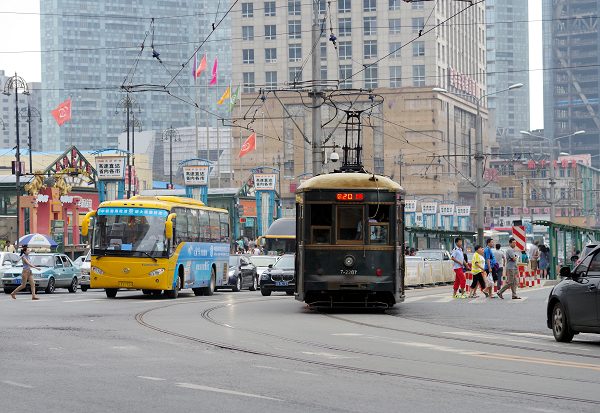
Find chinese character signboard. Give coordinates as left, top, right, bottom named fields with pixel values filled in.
left=456, top=206, right=471, bottom=217
left=421, top=202, right=438, bottom=215
left=183, top=166, right=209, bottom=186
left=404, top=199, right=417, bottom=213
left=96, top=156, right=126, bottom=180
left=439, top=204, right=454, bottom=216
left=254, top=173, right=277, bottom=191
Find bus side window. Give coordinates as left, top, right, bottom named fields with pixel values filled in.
left=189, top=209, right=199, bottom=242
left=174, top=208, right=188, bottom=243
left=198, top=210, right=209, bottom=241
left=220, top=212, right=230, bottom=243
left=208, top=211, right=220, bottom=243
left=310, top=204, right=331, bottom=244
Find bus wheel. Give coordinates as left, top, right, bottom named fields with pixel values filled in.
left=105, top=288, right=118, bottom=298
left=204, top=269, right=216, bottom=296
left=165, top=276, right=181, bottom=299
left=193, top=288, right=203, bottom=296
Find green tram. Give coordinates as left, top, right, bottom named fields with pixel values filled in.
left=295, top=173, right=405, bottom=308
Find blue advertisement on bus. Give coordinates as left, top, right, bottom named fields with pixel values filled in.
left=174, top=242, right=230, bottom=288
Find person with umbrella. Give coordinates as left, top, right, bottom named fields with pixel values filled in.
left=10, top=245, right=41, bottom=300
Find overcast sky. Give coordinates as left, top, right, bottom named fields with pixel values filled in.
left=0, top=1, right=544, bottom=129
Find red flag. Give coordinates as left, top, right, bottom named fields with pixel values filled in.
left=195, top=54, right=207, bottom=78
left=209, top=57, right=218, bottom=85
left=51, top=98, right=72, bottom=126
left=239, top=133, right=256, bottom=158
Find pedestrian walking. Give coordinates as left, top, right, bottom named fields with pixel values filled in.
left=497, top=238, right=521, bottom=300
left=450, top=238, right=468, bottom=298
left=529, top=240, right=540, bottom=271
left=484, top=238, right=498, bottom=296
left=10, top=245, right=40, bottom=300
left=469, top=245, right=488, bottom=298
left=538, top=245, right=550, bottom=278
left=492, top=243, right=505, bottom=290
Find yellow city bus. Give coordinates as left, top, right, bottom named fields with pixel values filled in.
left=257, top=217, right=295, bottom=255
left=81, top=195, right=230, bottom=298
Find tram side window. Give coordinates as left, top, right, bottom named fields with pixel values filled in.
left=198, top=209, right=210, bottom=241
left=337, top=206, right=363, bottom=242
left=368, top=205, right=390, bottom=244
left=310, top=204, right=332, bottom=244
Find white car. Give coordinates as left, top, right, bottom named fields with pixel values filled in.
left=0, top=252, right=20, bottom=271
left=79, top=251, right=91, bottom=291
left=249, top=255, right=280, bottom=289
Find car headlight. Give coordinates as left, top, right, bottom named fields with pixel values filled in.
left=92, top=266, right=104, bottom=275
left=148, top=268, right=165, bottom=276
left=260, top=273, right=270, bottom=280
left=228, top=269, right=235, bottom=276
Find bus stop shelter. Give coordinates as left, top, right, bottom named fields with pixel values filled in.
left=406, top=227, right=476, bottom=252
left=533, top=220, right=600, bottom=279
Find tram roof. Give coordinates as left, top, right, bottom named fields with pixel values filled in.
left=297, top=172, right=403, bottom=193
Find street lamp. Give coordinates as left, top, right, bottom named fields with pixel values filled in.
left=162, top=126, right=181, bottom=188
left=433, top=83, right=524, bottom=244
left=116, top=94, right=140, bottom=198
left=19, top=103, right=42, bottom=174
left=520, top=129, right=585, bottom=222
left=3, top=73, right=29, bottom=241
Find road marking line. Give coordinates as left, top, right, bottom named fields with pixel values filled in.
left=508, top=332, right=553, bottom=339
left=137, top=376, right=166, bottom=381
left=254, top=365, right=279, bottom=370
left=176, top=383, right=282, bottom=401
left=434, top=296, right=455, bottom=303
left=476, top=353, right=600, bottom=372
left=331, top=333, right=363, bottom=336
left=301, top=351, right=357, bottom=360
left=2, top=380, right=33, bottom=389
left=62, top=298, right=105, bottom=303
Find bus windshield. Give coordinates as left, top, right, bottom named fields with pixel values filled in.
left=92, top=208, right=169, bottom=258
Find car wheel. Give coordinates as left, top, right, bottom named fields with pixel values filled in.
left=261, top=289, right=271, bottom=297
left=165, top=276, right=181, bottom=299
left=233, top=276, right=241, bottom=292
left=45, top=277, right=56, bottom=294
left=204, top=268, right=215, bottom=296
left=142, top=289, right=153, bottom=295
left=286, top=291, right=294, bottom=296
left=80, top=286, right=89, bottom=292
left=193, top=288, right=203, bottom=296
left=552, top=302, right=575, bottom=343
left=4, top=287, right=14, bottom=294
left=68, top=277, right=78, bottom=293
left=249, top=275, right=257, bottom=291
left=105, top=288, right=118, bottom=298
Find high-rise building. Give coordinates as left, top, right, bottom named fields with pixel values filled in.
left=40, top=0, right=232, bottom=152
left=543, top=0, right=600, bottom=165
left=1, top=70, right=42, bottom=161
left=485, top=0, right=530, bottom=155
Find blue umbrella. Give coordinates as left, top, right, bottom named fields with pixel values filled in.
left=18, top=233, right=58, bottom=248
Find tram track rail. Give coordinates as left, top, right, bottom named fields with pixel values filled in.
left=134, top=298, right=600, bottom=406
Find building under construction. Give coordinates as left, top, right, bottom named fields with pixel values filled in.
left=543, top=0, right=600, bottom=166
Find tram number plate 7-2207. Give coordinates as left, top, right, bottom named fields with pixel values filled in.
left=340, top=269, right=358, bottom=276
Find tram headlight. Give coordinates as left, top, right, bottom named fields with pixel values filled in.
left=343, top=255, right=355, bottom=267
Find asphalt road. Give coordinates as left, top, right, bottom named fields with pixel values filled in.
left=1, top=284, right=599, bottom=413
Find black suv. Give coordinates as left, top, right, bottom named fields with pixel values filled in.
left=259, top=254, right=295, bottom=296
left=547, top=245, right=600, bottom=342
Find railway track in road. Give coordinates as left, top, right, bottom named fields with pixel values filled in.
left=134, top=298, right=600, bottom=406
left=323, top=313, right=600, bottom=361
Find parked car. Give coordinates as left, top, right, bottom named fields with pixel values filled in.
left=547, top=245, right=600, bottom=342
left=79, top=251, right=91, bottom=292
left=249, top=255, right=279, bottom=287
left=415, top=249, right=454, bottom=283
left=2, top=253, right=80, bottom=294
left=0, top=252, right=20, bottom=272
left=260, top=254, right=295, bottom=296
left=221, top=255, right=258, bottom=292
left=73, top=254, right=86, bottom=267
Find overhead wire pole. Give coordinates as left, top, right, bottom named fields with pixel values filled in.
left=310, top=0, right=323, bottom=176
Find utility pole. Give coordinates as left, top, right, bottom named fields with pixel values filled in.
left=396, top=152, right=403, bottom=186
left=549, top=136, right=557, bottom=222
left=475, top=98, right=484, bottom=245
left=20, top=102, right=42, bottom=174
left=310, top=0, right=323, bottom=176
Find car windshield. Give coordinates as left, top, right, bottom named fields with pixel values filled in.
left=84, top=251, right=91, bottom=262
left=16, top=255, right=53, bottom=267
left=92, top=208, right=169, bottom=258
left=274, top=255, right=294, bottom=269
left=249, top=256, right=277, bottom=266
left=415, top=251, right=442, bottom=260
